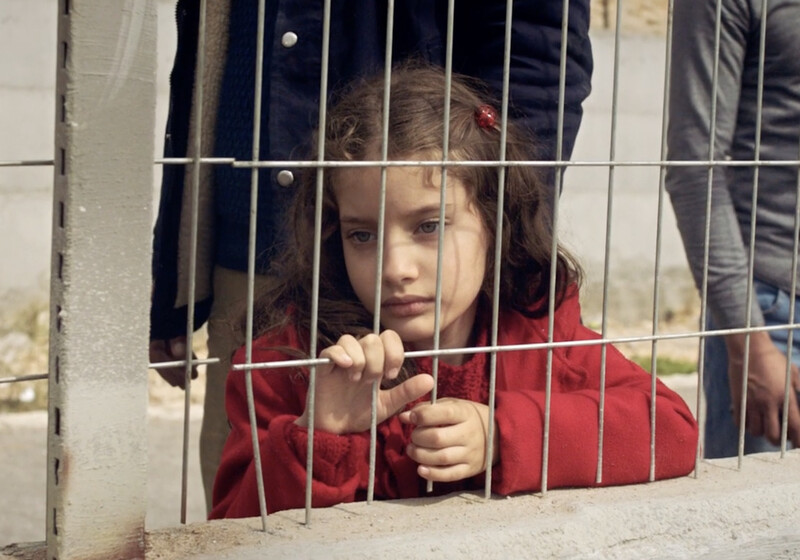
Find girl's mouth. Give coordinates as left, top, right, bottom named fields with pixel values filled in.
left=381, top=296, right=433, bottom=317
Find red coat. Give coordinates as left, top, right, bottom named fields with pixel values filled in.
left=209, top=290, right=698, bottom=518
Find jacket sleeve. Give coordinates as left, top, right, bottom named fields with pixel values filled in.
left=150, top=0, right=213, bottom=341
left=453, top=0, right=593, bottom=163
left=664, top=0, right=762, bottom=330
left=209, top=346, right=364, bottom=517
left=209, top=339, right=419, bottom=518
left=490, top=298, right=698, bottom=494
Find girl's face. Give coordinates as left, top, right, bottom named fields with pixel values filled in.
left=333, top=162, right=489, bottom=364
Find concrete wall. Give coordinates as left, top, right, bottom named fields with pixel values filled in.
left=5, top=450, right=799, bottom=559
left=0, top=0, right=177, bottom=316
left=561, top=30, right=698, bottom=325
left=0, top=0, right=58, bottom=305
left=0, top=1, right=696, bottom=326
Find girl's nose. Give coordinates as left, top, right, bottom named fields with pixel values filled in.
left=382, top=239, right=419, bottom=286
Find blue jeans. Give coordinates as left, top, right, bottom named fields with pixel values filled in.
left=703, top=279, right=800, bottom=458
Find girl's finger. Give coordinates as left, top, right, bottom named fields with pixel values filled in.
left=359, top=333, right=385, bottom=382
left=319, top=345, right=354, bottom=371
left=382, top=374, right=434, bottom=417
left=417, top=463, right=471, bottom=483
left=406, top=399, right=467, bottom=427
left=409, top=422, right=463, bottom=449
left=406, top=442, right=464, bottom=466
left=379, top=329, right=404, bottom=379
left=334, top=334, right=366, bottom=380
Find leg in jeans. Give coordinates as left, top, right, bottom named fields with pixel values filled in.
left=201, top=266, right=270, bottom=513
left=702, top=279, right=799, bottom=458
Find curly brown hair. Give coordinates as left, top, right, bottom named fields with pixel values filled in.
left=249, top=62, right=581, bottom=353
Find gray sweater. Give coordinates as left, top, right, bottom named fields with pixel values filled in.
left=666, top=0, right=800, bottom=329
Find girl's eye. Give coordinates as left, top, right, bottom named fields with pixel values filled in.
left=349, top=231, right=375, bottom=243
left=418, top=221, right=439, bottom=235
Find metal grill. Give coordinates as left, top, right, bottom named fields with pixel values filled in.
left=1, top=0, right=798, bottom=558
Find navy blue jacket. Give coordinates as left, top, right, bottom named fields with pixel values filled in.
left=151, top=0, right=593, bottom=340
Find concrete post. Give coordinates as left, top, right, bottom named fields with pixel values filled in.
left=47, top=1, right=157, bottom=558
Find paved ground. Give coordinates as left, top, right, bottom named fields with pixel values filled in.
left=0, top=404, right=207, bottom=546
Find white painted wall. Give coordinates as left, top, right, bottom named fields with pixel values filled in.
left=0, top=0, right=58, bottom=303
left=561, top=30, right=698, bottom=324
left=0, top=3, right=695, bottom=326
left=0, top=0, right=176, bottom=316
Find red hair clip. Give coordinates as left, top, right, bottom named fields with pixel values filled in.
left=475, top=104, right=498, bottom=130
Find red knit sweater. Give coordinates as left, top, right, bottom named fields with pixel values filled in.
left=209, top=290, right=698, bottom=518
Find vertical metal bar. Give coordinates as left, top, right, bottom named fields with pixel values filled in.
left=541, top=0, right=570, bottom=496
left=484, top=0, right=514, bottom=497
left=179, top=0, right=207, bottom=525
left=433, top=0, right=457, bottom=395
left=425, top=0, right=456, bottom=494
left=781, top=146, right=800, bottom=455
left=243, top=0, right=269, bottom=530
left=47, top=1, right=156, bottom=558
left=367, top=0, right=395, bottom=504
left=648, top=0, right=679, bottom=481
left=305, top=0, right=333, bottom=525
left=694, top=0, right=725, bottom=475
left=737, top=0, right=769, bottom=467
left=595, top=0, right=626, bottom=485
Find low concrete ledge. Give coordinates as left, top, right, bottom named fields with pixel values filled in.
left=4, top=451, right=798, bottom=559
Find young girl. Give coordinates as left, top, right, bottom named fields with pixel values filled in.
left=209, top=64, right=698, bottom=519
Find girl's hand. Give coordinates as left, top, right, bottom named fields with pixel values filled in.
left=399, top=398, right=499, bottom=482
left=295, top=330, right=434, bottom=434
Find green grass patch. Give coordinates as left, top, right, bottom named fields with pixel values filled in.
left=631, top=355, right=696, bottom=376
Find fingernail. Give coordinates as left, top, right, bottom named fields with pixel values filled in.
left=387, top=367, right=400, bottom=379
